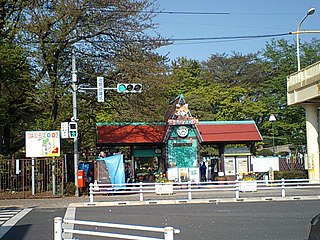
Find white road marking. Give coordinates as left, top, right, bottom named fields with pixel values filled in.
left=0, top=208, right=32, bottom=239
left=62, top=206, right=76, bottom=240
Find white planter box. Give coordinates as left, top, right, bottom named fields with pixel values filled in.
left=239, top=181, right=257, bottom=192
left=155, top=183, right=173, bottom=195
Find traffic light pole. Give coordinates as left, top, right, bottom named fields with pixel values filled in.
left=70, top=52, right=142, bottom=198
left=72, top=50, right=79, bottom=197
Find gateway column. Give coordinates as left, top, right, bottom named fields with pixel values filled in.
left=304, top=104, right=320, bottom=180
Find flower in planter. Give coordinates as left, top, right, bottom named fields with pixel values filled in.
left=155, top=173, right=171, bottom=183
left=241, top=172, right=256, bottom=181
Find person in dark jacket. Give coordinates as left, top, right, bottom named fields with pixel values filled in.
left=200, top=161, right=207, bottom=181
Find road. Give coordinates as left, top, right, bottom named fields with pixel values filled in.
left=73, top=201, right=317, bottom=240
left=1, top=200, right=319, bottom=240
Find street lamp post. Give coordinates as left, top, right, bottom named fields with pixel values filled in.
left=296, top=8, right=316, bottom=72
left=269, top=114, right=276, bottom=156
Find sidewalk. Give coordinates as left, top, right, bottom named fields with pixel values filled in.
left=1, top=188, right=320, bottom=209
left=0, top=196, right=90, bottom=208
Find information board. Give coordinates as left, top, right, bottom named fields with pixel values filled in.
left=25, top=131, right=60, bottom=157
left=251, top=156, right=279, bottom=172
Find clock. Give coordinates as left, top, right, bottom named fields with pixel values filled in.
left=177, top=126, right=189, bottom=138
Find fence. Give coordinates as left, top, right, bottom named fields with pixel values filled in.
left=54, top=217, right=180, bottom=240
left=0, top=158, right=64, bottom=198
left=89, top=178, right=320, bottom=203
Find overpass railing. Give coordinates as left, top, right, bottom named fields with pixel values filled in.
left=89, top=178, right=320, bottom=203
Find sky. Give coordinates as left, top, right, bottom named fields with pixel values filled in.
left=153, top=0, right=320, bottom=61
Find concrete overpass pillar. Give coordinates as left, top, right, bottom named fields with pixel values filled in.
left=304, top=104, right=320, bottom=180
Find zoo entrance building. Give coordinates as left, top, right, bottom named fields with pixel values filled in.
left=96, top=95, right=262, bottom=182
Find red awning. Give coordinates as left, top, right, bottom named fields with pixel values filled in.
left=96, top=121, right=262, bottom=145
left=197, top=122, right=262, bottom=143
left=97, top=124, right=166, bottom=145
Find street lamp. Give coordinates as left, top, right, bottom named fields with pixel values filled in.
left=296, top=7, right=316, bottom=71
left=269, top=114, right=276, bottom=156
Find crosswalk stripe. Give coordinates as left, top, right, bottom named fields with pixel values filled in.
left=0, top=209, right=25, bottom=227
left=0, top=208, right=32, bottom=238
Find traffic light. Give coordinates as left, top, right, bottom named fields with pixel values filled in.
left=117, top=83, right=142, bottom=93
left=69, top=122, right=78, bottom=138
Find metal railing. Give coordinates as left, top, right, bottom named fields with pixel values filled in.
left=54, top=217, right=180, bottom=240
left=287, top=60, right=320, bottom=91
left=89, top=178, right=320, bottom=203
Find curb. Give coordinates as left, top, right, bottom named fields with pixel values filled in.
left=70, top=195, right=320, bottom=208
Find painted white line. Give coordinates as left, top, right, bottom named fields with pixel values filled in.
left=62, top=206, right=76, bottom=240
left=0, top=215, right=14, bottom=218
left=0, top=208, right=32, bottom=239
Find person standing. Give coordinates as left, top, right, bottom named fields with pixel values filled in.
left=200, top=161, right=207, bottom=181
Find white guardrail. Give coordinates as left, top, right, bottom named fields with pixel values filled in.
left=54, top=217, right=180, bottom=240
left=89, top=178, right=320, bottom=203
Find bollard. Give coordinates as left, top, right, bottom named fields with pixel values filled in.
left=139, top=182, right=144, bottom=201
left=235, top=179, right=240, bottom=199
left=54, top=217, right=62, bottom=240
left=89, top=183, right=94, bottom=203
left=281, top=178, right=286, bottom=197
left=164, top=227, right=174, bottom=240
left=188, top=181, right=192, bottom=200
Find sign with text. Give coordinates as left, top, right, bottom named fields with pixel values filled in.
left=97, top=77, right=104, bottom=102
left=60, top=122, right=69, bottom=139
left=25, top=131, right=60, bottom=157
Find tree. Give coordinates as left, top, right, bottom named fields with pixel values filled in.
left=256, top=39, right=319, bottom=147
left=0, top=0, right=168, bottom=155
left=0, top=43, right=40, bottom=156
left=198, top=53, right=267, bottom=122
left=17, top=0, right=167, bottom=128
left=0, top=1, right=41, bottom=156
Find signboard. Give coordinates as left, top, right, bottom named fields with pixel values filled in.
left=251, top=156, right=279, bottom=172
left=60, top=122, right=69, bottom=139
left=167, top=168, right=178, bottom=181
left=189, top=168, right=200, bottom=182
left=25, top=131, right=60, bottom=157
left=97, top=76, right=104, bottom=102
left=224, top=157, right=235, bottom=176
left=237, top=157, right=248, bottom=174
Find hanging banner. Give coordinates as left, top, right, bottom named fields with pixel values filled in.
left=25, top=131, right=60, bottom=157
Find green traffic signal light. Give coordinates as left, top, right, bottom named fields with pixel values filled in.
left=69, top=122, right=78, bottom=138
left=117, top=83, right=142, bottom=93
left=117, top=84, right=127, bottom=93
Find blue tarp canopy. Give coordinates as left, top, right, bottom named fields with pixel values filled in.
left=96, top=154, right=125, bottom=186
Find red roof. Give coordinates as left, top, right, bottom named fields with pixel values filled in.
left=197, top=121, right=262, bottom=143
left=97, top=124, right=166, bottom=145
left=96, top=121, right=262, bottom=145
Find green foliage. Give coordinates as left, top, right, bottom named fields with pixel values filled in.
left=274, top=171, right=308, bottom=180
left=2, top=0, right=320, bottom=160
left=64, top=182, right=76, bottom=196
left=256, top=149, right=274, bottom=156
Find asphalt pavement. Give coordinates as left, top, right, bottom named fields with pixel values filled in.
left=0, top=189, right=319, bottom=240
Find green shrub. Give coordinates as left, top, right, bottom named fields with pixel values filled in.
left=278, top=151, right=289, bottom=156
left=256, top=149, right=273, bottom=156
left=65, top=182, right=76, bottom=196
left=274, top=171, right=308, bottom=179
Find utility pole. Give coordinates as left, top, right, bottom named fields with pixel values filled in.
left=72, top=50, right=79, bottom=197
left=69, top=52, right=142, bottom=197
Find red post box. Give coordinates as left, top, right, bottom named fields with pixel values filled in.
left=77, top=170, right=85, bottom=188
